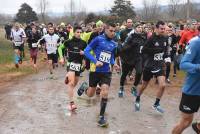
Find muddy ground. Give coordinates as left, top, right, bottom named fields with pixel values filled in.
left=0, top=67, right=198, bottom=134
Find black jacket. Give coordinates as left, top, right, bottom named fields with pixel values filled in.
left=64, top=37, right=87, bottom=63
left=119, top=32, right=147, bottom=65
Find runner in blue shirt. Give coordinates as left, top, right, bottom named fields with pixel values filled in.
left=172, top=25, right=200, bottom=134
left=77, top=23, right=119, bottom=127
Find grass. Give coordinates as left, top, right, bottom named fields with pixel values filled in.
left=0, top=28, right=37, bottom=80
left=0, top=35, right=13, bottom=64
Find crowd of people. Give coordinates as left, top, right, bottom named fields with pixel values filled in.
left=4, top=19, right=200, bottom=133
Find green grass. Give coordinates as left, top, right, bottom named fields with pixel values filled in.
left=0, top=29, right=35, bottom=75
left=0, top=38, right=14, bottom=64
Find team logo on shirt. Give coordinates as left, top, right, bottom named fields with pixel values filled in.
left=155, top=42, right=159, bottom=46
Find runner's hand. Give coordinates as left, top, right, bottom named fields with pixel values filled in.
left=80, top=50, right=84, bottom=55
left=96, top=61, right=103, bottom=67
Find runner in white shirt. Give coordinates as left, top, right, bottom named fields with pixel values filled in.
left=10, top=22, right=26, bottom=68
left=38, top=26, right=60, bottom=76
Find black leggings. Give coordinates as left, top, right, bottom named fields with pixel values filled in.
left=166, top=62, right=171, bottom=79
left=120, top=60, right=143, bottom=87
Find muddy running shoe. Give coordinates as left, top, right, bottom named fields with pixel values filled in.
left=152, top=104, right=164, bottom=113
left=192, top=122, right=200, bottom=134
left=131, top=86, right=137, bottom=97
left=68, top=102, right=77, bottom=111
left=118, top=87, right=124, bottom=98
left=77, top=82, right=88, bottom=96
left=135, top=101, right=140, bottom=111
left=98, top=116, right=108, bottom=127
left=15, top=64, right=19, bottom=68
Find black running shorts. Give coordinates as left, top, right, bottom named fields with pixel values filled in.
left=179, top=93, right=200, bottom=114
left=89, top=72, right=112, bottom=87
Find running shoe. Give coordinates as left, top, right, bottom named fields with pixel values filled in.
left=118, top=87, right=124, bottom=98
left=131, top=86, right=137, bottom=97
left=152, top=104, right=164, bottom=113
left=65, top=76, right=69, bottom=85
left=135, top=101, right=140, bottom=111
left=192, top=122, right=200, bottom=134
left=68, top=103, right=77, bottom=111
left=98, top=116, right=108, bottom=127
left=77, top=82, right=88, bottom=96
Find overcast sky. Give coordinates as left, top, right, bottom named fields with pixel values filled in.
left=0, top=0, right=198, bottom=14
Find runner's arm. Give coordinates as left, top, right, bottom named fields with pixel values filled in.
left=58, top=44, right=65, bottom=59
left=84, top=38, right=98, bottom=64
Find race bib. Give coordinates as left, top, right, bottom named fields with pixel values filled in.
left=69, top=62, right=81, bottom=71
left=47, top=43, right=56, bottom=47
left=154, top=53, right=164, bottom=61
left=32, top=43, right=38, bottom=48
left=99, top=51, right=111, bottom=63
left=14, top=42, right=22, bottom=46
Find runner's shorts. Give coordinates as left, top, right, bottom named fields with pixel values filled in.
left=47, top=53, right=58, bottom=63
left=66, top=63, right=82, bottom=77
left=89, top=72, right=112, bottom=87
left=143, top=64, right=166, bottom=82
left=179, top=93, right=200, bottom=114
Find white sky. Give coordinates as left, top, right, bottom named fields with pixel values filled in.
left=0, top=0, right=198, bottom=14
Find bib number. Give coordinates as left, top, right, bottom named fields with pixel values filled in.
left=14, top=42, right=22, bottom=46
left=154, top=53, right=164, bottom=61
left=99, top=51, right=111, bottom=63
left=32, top=43, right=38, bottom=48
left=69, top=62, right=81, bottom=71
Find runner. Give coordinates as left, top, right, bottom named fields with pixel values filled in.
left=27, top=25, right=41, bottom=71
left=38, top=26, right=60, bottom=76
left=165, top=25, right=178, bottom=83
left=172, top=25, right=200, bottom=134
left=58, top=26, right=87, bottom=111
left=118, top=23, right=146, bottom=97
left=134, top=21, right=170, bottom=113
left=77, top=23, right=119, bottom=127
left=10, top=22, right=26, bottom=68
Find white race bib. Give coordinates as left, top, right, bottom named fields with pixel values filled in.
left=99, top=51, right=111, bottom=63
left=154, top=53, right=164, bottom=61
left=14, top=42, right=22, bottom=46
left=69, top=62, right=81, bottom=71
left=164, top=57, right=171, bottom=63
left=32, top=43, right=38, bottom=48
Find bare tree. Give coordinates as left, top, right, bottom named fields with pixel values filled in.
left=38, top=0, right=49, bottom=23
left=142, top=0, right=149, bottom=21
left=70, top=0, right=75, bottom=17
left=168, top=0, right=180, bottom=17
left=140, top=0, right=160, bottom=21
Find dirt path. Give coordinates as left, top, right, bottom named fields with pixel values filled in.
left=0, top=67, right=197, bottom=134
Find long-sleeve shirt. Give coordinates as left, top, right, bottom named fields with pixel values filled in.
left=180, top=35, right=200, bottom=96
left=84, top=34, right=116, bottom=72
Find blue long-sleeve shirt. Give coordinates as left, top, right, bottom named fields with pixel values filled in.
left=180, top=36, right=200, bottom=95
left=84, top=34, right=116, bottom=72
